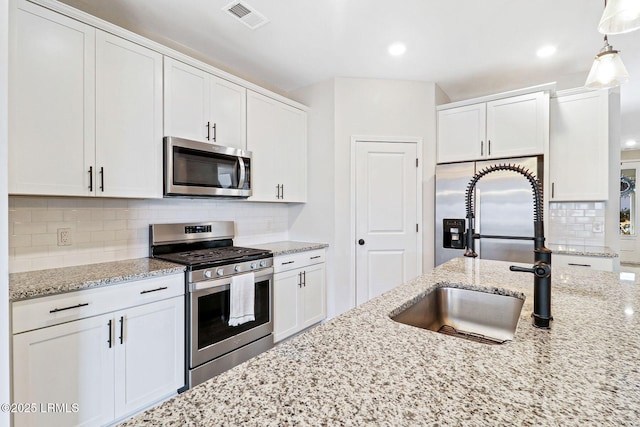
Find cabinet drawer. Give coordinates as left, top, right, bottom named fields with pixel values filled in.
left=13, top=273, right=184, bottom=334
left=553, top=254, right=614, bottom=272
left=273, top=249, right=326, bottom=273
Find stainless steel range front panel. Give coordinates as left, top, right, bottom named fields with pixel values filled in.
left=189, top=267, right=273, bottom=371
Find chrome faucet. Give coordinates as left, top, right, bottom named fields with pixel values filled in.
left=463, top=163, right=553, bottom=329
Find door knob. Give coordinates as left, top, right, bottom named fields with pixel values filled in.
left=358, top=239, right=365, bottom=245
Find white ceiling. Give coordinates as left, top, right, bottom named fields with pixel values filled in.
left=57, top=0, right=640, bottom=149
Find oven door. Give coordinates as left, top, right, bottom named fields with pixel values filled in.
left=164, top=136, right=252, bottom=198
left=189, top=268, right=273, bottom=369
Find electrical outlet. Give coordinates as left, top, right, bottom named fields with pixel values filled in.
left=57, top=228, right=72, bottom=246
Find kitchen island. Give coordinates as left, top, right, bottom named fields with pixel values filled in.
left=120, top=258, right=640, bottom=426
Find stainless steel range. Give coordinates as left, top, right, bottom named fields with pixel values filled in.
left=149, top=221, right=273, bottom=389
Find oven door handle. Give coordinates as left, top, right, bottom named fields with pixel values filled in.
left=190, top=268, right=274, bottom=293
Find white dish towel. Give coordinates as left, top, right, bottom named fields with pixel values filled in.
left=228, top=272, right=256, bottom=326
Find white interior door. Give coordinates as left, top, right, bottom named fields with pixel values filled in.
left=355, top=141, right=419, bottom=305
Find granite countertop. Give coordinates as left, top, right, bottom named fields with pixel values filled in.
left=548, top=243, right=618, bottom=258
left=120, top=258, right=640, bottom=426
left=9, top=258, right=185, bottom=301
left=250, top=241, right=328, bottom=256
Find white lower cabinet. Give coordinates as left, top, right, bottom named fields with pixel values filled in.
left=273, top=250, right=326, bottom=343
left=13, top=314, right=114, bottom=427
left=12, top=275, right=185, bottom=427
left=553, top=254, right=615, bottom=272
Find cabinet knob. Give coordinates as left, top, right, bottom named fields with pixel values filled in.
left=358, top=239, right=365, bottom=245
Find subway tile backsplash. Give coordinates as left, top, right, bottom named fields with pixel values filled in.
left=548, top=202, right=606, bottom=246
left=8, top=196, right=289, bottom=273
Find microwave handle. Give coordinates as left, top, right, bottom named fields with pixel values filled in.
left=238, top=157, right=246, bottom=189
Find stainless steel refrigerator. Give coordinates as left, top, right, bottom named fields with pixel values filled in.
left=435, top=156, right=543, bottom=266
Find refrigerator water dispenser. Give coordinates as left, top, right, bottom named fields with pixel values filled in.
left=443, top=219, right=465, bottom=249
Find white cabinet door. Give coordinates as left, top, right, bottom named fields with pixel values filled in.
left=163, top=57, right=210, bottom=142
left=12, top=314, right=114, bottom=427
left=486, top=92, right=547, bottom=159
left=95, top=31, right=163, bottom=198
left=301, top=263, right=326, bottom=329
left=549, top=91, right=609, bottom=201
left=273, top=268, right=302, bottom=343
left=9, top=0, right=95, bottom=196
left=277, top=103, right=307, bottom=202
left=114, top=296, right=184, bottom=419
left=437, top=103, right=485, bottom=163
left=247, top=91, right=307, bottom=202
left=210, top=77, right=247, bottom=150
left=247, top=91, right=283, bottom=201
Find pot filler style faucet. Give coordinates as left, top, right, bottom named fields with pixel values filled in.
left=456, top=163, right=553, bottom=329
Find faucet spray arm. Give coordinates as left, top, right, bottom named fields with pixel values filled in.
left=463, top=162, right=553, bottom=329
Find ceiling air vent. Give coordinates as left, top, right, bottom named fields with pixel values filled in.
left=223, top=1, right=269, bottom=30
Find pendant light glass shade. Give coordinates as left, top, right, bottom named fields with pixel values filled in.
left=598, top=0, right=640, bottom=34
left=585, top=38, right=630, bottom=89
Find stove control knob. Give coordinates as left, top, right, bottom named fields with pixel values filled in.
left=259, top=260, right=267, bottom=267
left=204, top=270, right=212, bottom=279
left=234, top=265, right=241, bottom=272
left=216, top=268, right=224, bottom=276
left=250, top=262, right=257, bottom=269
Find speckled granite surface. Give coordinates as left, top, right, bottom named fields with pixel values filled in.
left=9, top=258, right=185, bottom=301
left=548, top=243, right=618, bottom=258
left=250, top=241, right=328, bottom=256
left=119, top=257, right=640, bottom=426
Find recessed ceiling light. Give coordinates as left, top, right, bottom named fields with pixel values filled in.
left=388, top=42, right=406, bottom=56
left=536, top=45, right=556, bottom=58
left=625, top=139, right=638, bottom=147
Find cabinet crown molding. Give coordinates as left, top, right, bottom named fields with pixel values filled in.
left=437, top=82, right=556, bottom=111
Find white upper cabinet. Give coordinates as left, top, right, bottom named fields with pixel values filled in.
left=247, top=91, right=307, bottom=202
left=549, top=90, right=611, bottom=201
left=437, top=104, right=486, bottom=163
left=485, top=92, right=547, bottom=158
left=9, top=0, right=163, bottom=198
left=437, top=91, right=548, bottom=163
left=164, top=57, right=247, bottom=149
left=9, top=0, right=95, bottom=196
left=210, top=77, right=247, bottom=150
left=95, top=31, right=163, bottom=198
left=163, top=57, right=209, bottom=142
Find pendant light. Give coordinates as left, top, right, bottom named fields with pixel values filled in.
left=598, top=0, right=640, bottom=35
left=585, top=35, right=630, bottom=89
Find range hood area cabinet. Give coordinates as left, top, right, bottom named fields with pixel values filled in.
left=549, top=90, right=614, bottom=201
left=163, top=57, right=247, bottom=150
left=247, top=91, right=307, bottom=203
left=9, top=0, right=163, bottom=199
left=437, top=91, right=548, bottom=164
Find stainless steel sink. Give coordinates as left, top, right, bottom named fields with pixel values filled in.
left=391, top=286, right=525, bottom=344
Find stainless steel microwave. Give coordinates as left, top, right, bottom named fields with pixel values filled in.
left=164, top=136, right=252, bottom=198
